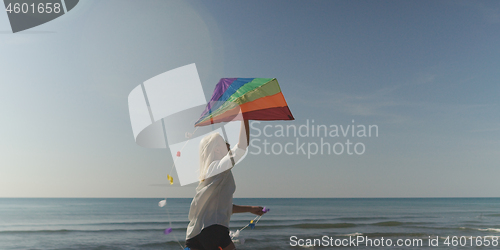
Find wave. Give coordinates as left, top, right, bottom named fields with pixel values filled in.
left=304, top=232, right=429, bottom=238
left=338, top=232, right=363, bottom=236
left=5, top=217, right=442, bottom=229
left=0, top=222, right=357, bottom=235
left=84, top=246, right=125, bottom=250
left=371, top=221, right=425, bottom=227
left=53, top=245, right=126, bottom=250
left=36, top=240, right=185, bottom=250
left=21, top=217, right=433, bottom=228
left=28, top=218, right=326, bottom=228
left=290, top=223, right=357, bottom=229
left=364, top=232, right=429, bottom=237
left=339, top=216, right=389, bottom=221
left=405, top=225, right=476, bottom=231
left=0, top=229, right=72, bottom=234
left=407, top=225, right=500, bottom=232
left=372, top=221, right=404, bottom=226
left=138, top=238, right=271, bottom=248
left=477, top=228, right=500, bottom=232
left=138, top=240, right=185, bottom=248
left=455, top=226, right=500, bottom=233
left=49, top=220, right=189, bottom=227
left=0, top=228, right=185, bottom=235
left=6, top=222, right=494, bottom=236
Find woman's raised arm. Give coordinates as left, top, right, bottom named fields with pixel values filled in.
left=237, top=120, right=250, bottom=150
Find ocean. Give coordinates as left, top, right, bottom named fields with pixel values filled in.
left=1, top=198, right=500, bottom=249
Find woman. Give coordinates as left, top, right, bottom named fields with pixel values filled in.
left=185, top=120, right=265, bottom=250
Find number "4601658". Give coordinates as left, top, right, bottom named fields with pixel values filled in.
left=5, top=2, right=61, bottom=14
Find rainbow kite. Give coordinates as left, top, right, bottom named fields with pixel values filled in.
left=195, top=78, right=294, bottom=126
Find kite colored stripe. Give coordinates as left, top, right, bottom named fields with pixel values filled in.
left=197, top=92, right=290, bottom=124
left=217, top=78, right=258, bottom=102
left=197, top=78, right=270, bottom=122
left=210, top=78, right=237, bottom=102
left=199, top=78, right=237, bottom=119
left=243, top=106, right=294, bottom=121
left=199, top=78, right=256, bottom=119
left=196, top=106, right=294, bottom=126
left=230, top=79, right=281, bottom=104
left=197, top=79, right=281, bottom=123
left=225, top=78, right=276, bottom=103
left=207, top=78, right=271, bottom=115
left=240, top=92, right=289, bottom=112
left=195, top=77, right=294, bottom=126
left=218, top=92, right=289, bottom=120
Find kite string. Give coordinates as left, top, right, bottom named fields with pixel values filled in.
left=163, top=126, right=199, bottom=249
left=168, top=127, right=199, bottom=181
left=236, top=215, right=260, bottom=233
left=164, top=198, right=185, bottom=249
left=230, top=215, right=263, bottom=240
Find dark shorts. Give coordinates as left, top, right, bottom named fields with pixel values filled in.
left=185, top=224, right=232, bottom=250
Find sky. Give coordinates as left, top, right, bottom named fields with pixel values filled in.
left=0, top=0, right=499, bottom=198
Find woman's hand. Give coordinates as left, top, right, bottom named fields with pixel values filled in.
left=249, top=206, right=265, bottom=216
left=232, top=204, right=267, bottom=215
